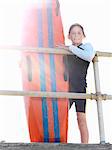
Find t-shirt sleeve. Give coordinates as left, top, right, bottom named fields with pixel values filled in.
left=69, top=43, right=96, bottom=62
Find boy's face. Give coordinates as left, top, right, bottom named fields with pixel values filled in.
left=68, top=26, right=84, bottom=46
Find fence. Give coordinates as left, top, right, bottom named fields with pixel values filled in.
left=0, top=46, right=112, bottom=144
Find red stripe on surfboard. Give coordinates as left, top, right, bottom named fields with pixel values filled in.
left=29, top=55, right=44, bottom=142
left=44, top=54, right=55, bottom=142
left=57, top=100, right=68, bottom=142
left=52, top=0, right=69, bottom=142
left=52, top=0, right=65, bottom=45
left=42, top=0, right=48, bottom=47
left=54, top=55, right=68, bottom=142
left=22, top=53, right=44, bottom=142
left=22, top=6, right=45, bottom=142
left=28, top=97, right=44, bottom=142
left=29, top=8, right=44, bottom=142
left=42, top=0, right=55, bottom=142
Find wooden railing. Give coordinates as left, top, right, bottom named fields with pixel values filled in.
left=0, top=46, right=112, bottom=144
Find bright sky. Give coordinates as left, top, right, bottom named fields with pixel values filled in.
left=0, top=0, right=112, bottom=144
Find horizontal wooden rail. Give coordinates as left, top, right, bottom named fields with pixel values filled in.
left=96, top=51, right=112, bottom=57
left=0, top=46, right=112, bottom=57
left=0, top=90, right=112, bottom=100
left=0, top=90, right=95, bottom=99
left=0, top=46, right=71, bottom=55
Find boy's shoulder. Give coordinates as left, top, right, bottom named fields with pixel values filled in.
left=82, top=42, right=93, bottom=47
left=81, top=43, right=94, bottom=50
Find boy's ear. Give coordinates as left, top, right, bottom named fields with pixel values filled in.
left=82, top=33, right=85, bottom=39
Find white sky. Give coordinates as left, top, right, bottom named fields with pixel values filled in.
left=0, top=0, right=112, bottom=144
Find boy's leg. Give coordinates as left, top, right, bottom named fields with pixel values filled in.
left=76, top=112, right=89, bottom=143
left=75, top=96, right=89, bottom=143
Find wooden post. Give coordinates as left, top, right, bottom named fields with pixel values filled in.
left=93, top=56, right=105, bottom=144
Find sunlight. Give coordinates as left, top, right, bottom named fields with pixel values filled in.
left=0, top=0, right=112, bottom=144
left=0, top=0, right=23, bottom=46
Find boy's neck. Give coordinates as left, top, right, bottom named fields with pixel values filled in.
left=73, top=43, right=82, bottom=46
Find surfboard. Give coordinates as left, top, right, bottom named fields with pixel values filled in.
left=20, top=0, right=68, bottom=143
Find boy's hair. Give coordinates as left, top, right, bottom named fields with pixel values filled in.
left=68, top=23, right=86, bottom=37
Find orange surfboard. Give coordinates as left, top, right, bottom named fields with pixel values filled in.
left=21, top=0, right=68, bottom=142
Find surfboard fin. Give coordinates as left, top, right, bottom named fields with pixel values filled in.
left=56, top=0, right=60, bottom=16
left=26, top=56, right=32, bottom=82
left=63, top=56, right=69, bottom=81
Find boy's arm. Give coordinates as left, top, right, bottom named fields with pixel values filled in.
left=69, top=43, right=96, bottom=62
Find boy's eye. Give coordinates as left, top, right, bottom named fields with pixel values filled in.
left=71, top=32, right=81, bottom=35
left=78, top=32, right=82, bottom=35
